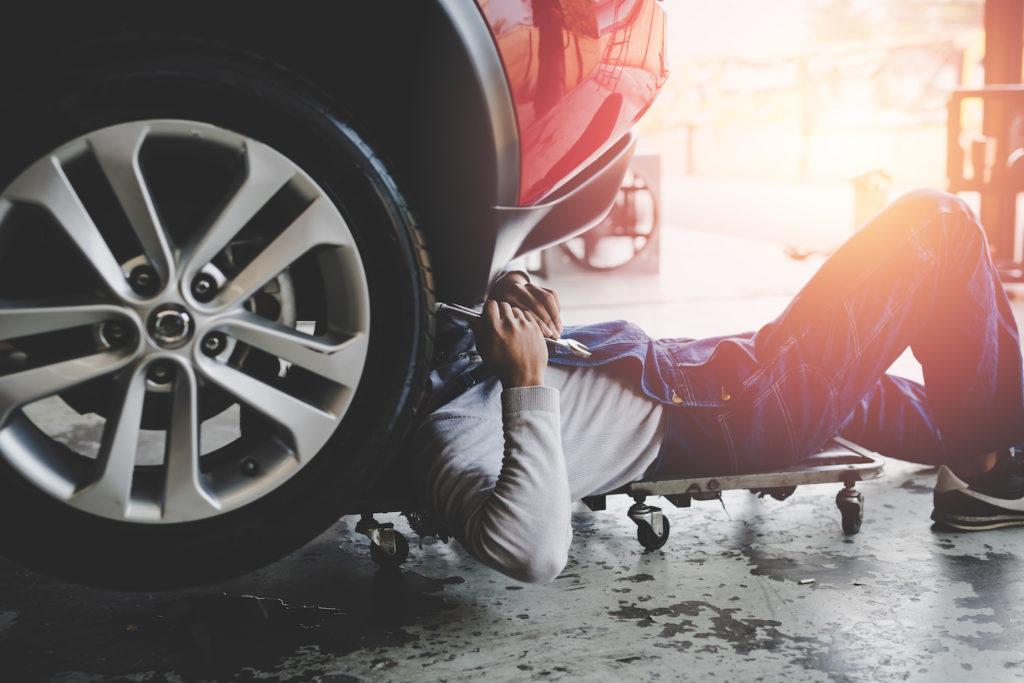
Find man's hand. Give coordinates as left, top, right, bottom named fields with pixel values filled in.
left=489, top=271, right=563, bottom=338
left=473, top=300, right=548, bottom=388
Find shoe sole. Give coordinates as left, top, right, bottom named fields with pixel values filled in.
left=931, top=509, right=1024, bottom=531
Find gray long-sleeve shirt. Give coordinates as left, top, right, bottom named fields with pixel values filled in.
left=415, top=361, right=665, bottom=582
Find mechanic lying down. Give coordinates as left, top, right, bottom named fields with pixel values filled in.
left=412, top=190, right=1024, bottom=583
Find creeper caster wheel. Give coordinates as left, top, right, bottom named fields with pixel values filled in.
left=836, top=485, right=864, bottom=535
left=356, top=514, right=410, bottom=568
left=628, top=499, right=670, bottom=550
left=636, top=516, right=670, bottom=550
left=369, top=530, right=409, bottom=568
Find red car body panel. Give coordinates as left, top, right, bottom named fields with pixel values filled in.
left=475, top=0, right=668, bottom=205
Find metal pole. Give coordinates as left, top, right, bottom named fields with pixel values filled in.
left=981, top=0, right=1024, bottom=262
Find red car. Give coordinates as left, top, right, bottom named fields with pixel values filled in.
left=0, top=0, right=667, bottom=587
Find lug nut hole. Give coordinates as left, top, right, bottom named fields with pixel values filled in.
left=129, top=264, right=159, bottom=297
left=192, top=274, right=218, bottom=303
left=100, top=321, right=133, bottom=347
left=202, top=332, right=227, bottom=357
left=148, top=362, right=174, bottom=385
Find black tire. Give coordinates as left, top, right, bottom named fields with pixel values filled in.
left=636, top=516, right=670, bottom=551
left=0, top=45, right=433, bottom=588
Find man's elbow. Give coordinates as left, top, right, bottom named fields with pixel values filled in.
left=504, top=548, right=568, bottom=584
left=469, top=511, right=573, bottom=583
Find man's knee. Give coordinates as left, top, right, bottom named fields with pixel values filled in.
left=895, top=188, right=973, bottom=217
left=883, top=189, right=983, bottom=246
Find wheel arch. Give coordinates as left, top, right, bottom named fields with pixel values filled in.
left=0, top=0, right=520, bottom=303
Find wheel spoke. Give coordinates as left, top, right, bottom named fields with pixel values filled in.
left=217, top=313, right=368, bottom=388
left=1, top=157, right=133, bottom=299
left=217, top=198, right=353, bottom=310
left=196, top=358, right=339, bottom=462
left=0, top=349, right=134, bottom=426
left=69, top=363, right=148, bottom=518
left=181, top=140, right=294, bottom=282
left=163, top=364, right=219, bottom=521
left=87, top=122, right=174, bottom=281
left=0, top=302, right=128, bottom=340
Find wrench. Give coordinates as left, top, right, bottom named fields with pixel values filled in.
left=436, top=302, right=592, bottom=359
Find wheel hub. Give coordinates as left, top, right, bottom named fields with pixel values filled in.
left=147, top=305, right=194, bottom=348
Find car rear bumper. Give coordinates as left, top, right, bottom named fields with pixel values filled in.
left=475, top=0, right=667, bottom=206
left=487, top=130, right=637, bottom=288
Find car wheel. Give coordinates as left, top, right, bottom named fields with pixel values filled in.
left=0, top=48, right=433, bottom=588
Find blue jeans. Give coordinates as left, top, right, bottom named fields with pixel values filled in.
left=550, top=190, right=1024, bottom=477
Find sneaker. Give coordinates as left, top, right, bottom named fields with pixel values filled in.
left=931, top=448, right=1024, bottom=530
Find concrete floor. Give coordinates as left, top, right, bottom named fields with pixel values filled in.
left=3, top=178, right=1024, bottom=682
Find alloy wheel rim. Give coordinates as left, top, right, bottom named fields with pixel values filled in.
left=0, top=120, right=370, bottom=523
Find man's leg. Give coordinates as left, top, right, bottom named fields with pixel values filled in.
left=741, top=189, right=1024, bottom=472
left=840, top=374, right=999, bottom=474
left=839, top=374, right=943, bottom=464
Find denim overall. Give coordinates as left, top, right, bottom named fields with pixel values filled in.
left=431, top=190, right=1024, bottom=481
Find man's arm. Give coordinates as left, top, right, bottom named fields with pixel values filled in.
left=419, top=300, right=573, bottom=582
left=434, top=386, right=572, bottom=583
